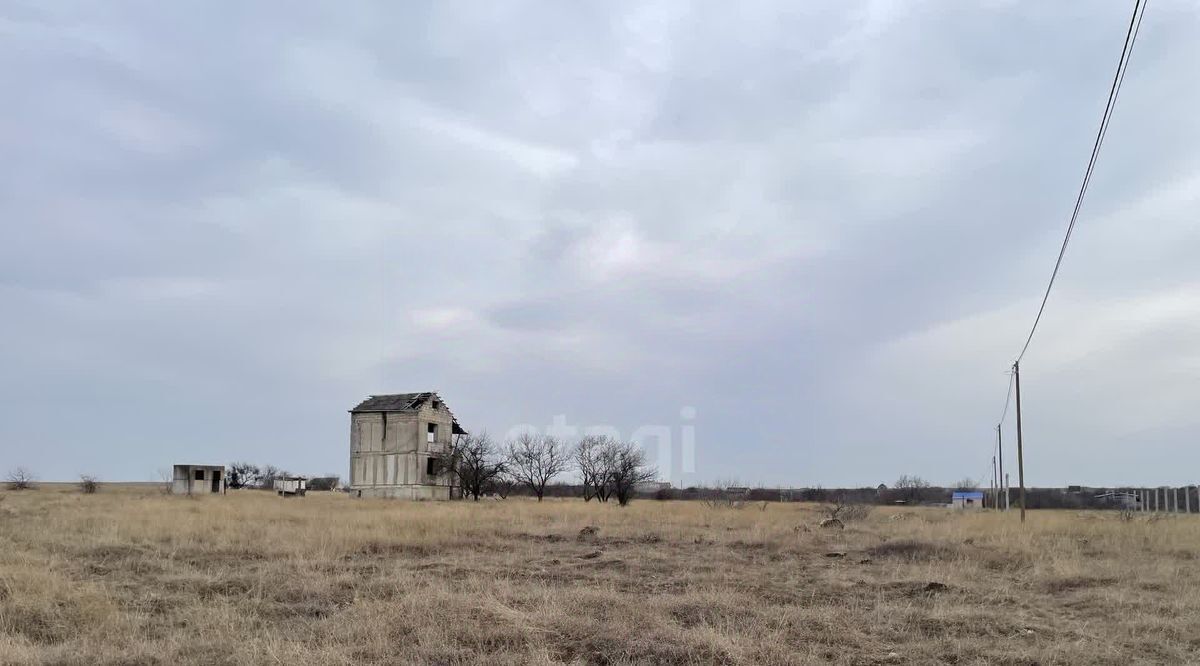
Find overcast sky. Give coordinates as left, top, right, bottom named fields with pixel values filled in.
left=3, top=1, right=1198, bottom=488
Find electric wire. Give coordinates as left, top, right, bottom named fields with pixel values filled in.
left=1014, top=0, right=1148, bottom=364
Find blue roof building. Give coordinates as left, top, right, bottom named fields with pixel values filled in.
left=951, top=491, right=985, bottom=509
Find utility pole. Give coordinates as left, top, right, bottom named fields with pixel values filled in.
left=992, top=455, right=998, bottom=510
left=997, top=425, right=1006, bottom=511
left=1013, top=361, right=1027, bottom=523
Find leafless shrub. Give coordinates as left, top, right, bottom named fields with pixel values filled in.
left=6, top=467, right=36, bottom=490
left=156, top=468, right=175, bottom=494
left=824, top=495, right=872, bottom=522
left=79, top=475, right=99, bottom=494
left=699, top=487, right=746, bottom=510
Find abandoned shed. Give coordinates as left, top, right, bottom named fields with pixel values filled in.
left=172, top=464, right=225, bottom=495
left=273, top=476, right=307, bottom=496
left=349, top=392, right=466, bottom=500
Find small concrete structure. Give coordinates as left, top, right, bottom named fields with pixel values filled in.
left=274, top=476, right=307, bottom=496
left=951, top=491, right=984, bottom=509
left=172, top=464, right=225, bottom=495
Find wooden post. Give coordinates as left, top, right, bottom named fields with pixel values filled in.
left=997, top=425, right=1006, bottom=511
left=1013, top=361, right=1027, bottom=523
left=1188, top=486, right=1193, bottom=514
left=992, top=455, right=998, bottom=510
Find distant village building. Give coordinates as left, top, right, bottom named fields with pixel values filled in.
left=634, top=481, right=671, bottom=494
left=349, top=392, right=465, bottom=500
left=273, top=476, right=307, bottom=496
left=172, top=464, right=225, bottom=495
left=950, top=491, right=984, bottom=509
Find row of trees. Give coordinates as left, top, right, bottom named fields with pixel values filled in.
left=225, top=462, right=291, bottom=490
left=445, top=433, right=657, bottom=506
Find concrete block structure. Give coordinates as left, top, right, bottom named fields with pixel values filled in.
left=349, top=392, right=465, bottom=500
left=172, top=464, right=226, bottom=495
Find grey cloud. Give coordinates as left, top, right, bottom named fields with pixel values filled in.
left=2, top=1, right=1199, bottom=488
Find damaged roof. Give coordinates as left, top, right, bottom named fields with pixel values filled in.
left=350, top=392, right=466, bottom=433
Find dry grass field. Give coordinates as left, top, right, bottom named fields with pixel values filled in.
left=2, top=485, right=1199, bottom=665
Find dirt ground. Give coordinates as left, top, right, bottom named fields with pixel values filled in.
left=1, top=485, right=1198, bottom=665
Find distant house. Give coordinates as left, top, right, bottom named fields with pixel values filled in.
left=349, top=392, right=466, bottom=500
left=172, top=464, right=225, bottom=495
left=634, top=481, right=671, bottom=494
left=951, top=491, right=984, bottom=509
left=273, top=476, right=307, bottom=496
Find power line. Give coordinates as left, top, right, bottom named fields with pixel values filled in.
left=997, top=370, right=1014, bottom=427
left=1015, top=0, right=1149, bottom=363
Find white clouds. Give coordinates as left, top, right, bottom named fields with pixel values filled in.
left=411, top=306, right=479, bottom=331
left=412, top=112, right=579, bottom=178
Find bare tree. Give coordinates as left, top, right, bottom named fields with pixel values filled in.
left=5, top=467, right=36, bottom=490
left=951, top=477, right=978, bottom=491
left=78, top=475, right=99, bottom=494
left=226, top=462, right=259, bottom=490
left=604, top=441, right=657, bottom=507
left=505, top=433, right=571, bottom=501
left=894, top=474, right=932, bottom=503
left=254, top=465, right=288, bottom=489
left=451, top=432, right=507, bottom=501
left=574, top=435, right=608, bottom=502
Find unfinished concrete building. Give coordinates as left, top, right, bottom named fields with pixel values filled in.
left=349, top=392, right=465, bottom=500
left=172, top=464, right=225, bottom=495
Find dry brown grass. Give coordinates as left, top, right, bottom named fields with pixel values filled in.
left=2, top=486, right=1199, bottom=665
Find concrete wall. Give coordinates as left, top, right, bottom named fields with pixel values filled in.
left=349, top=403, right=456, bottom=499
left=353, top=484, right=452, bottom=500
left=172, top=465, right=225, bottom=495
